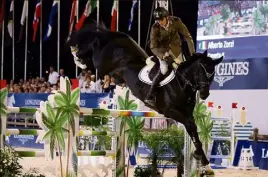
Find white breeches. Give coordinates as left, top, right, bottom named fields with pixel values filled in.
left=159, top=58, right=168, bottom=75
left=159, top=52, right=185, bottom=75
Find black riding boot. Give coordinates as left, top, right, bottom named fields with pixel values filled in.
left=144, top=70, right=164, bottom=107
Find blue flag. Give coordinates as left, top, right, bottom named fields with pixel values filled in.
left=44, top=1, right=58, bottom=40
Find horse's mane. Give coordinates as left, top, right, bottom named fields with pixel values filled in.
left=178, top=53, right=203, bottom=71
left=67, top=20, right=108, bottom=47
left=84, top=20, right=109, bottom=32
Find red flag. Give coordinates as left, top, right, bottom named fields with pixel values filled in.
left=0, top=80, right=7, bottom=89
left=0, top=0, right=4, bottom=29
left=68, top=0, right=77, bottom=38
left=75, top=0, right=97, bottom=31
left=232, top=102, right=238, bottom=109
left=71, top=79, right=79, bottom=90
left=32, top=0, right=41, bottom=42
left=110, top=0, right=118, bottom=32
left=208, top=102, right=214, bottom=107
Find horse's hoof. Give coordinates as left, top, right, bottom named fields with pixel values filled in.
left=200, top=166, right=215, bottom=177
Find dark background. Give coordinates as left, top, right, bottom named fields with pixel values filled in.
left=0, top=0, right=198, bottom=81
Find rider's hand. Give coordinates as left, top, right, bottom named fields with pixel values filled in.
left=174, top=57, right=182, bottom=64
left=163, top=55, right=172, bottom=61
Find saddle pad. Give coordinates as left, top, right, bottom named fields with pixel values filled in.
left=138, top=64, right=175, bottom=87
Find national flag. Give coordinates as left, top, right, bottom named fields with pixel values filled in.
left=199, top=41, right=207, bottom=50
left=0, top=0, right=4, bottom=29
left=110, top=0, right=118, bottom=32
left=128, top=0, right=137, bottom=31
left=67, top=0, right=78, bottom=39
left=232, top=102, right=238, bottom=109
left=18, top=0, right=28, bottom=41
left=75, top=0, right=97, bottom=31
left=208, top=102, right=214, bottom=107
left=7, top=0, right=14, bottom=38
left=32, top=0, right=41, bottom=42
left=44, top=0, right=58, bottom=41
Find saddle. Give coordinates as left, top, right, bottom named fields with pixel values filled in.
left=146, top=56, right=176, bottom=81
left=138, top=56, right=178, bottom=87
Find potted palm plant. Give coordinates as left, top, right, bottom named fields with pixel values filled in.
left=0, top=88, right=8, bottom=149
left=193, top=96, right=213, bottom=155
left=53, top=78, right=80, bottom=177
left=116, top=89, right=139, bottom=177
left=125, top=116, right=145, bottom=176
left=143, top=131, right=167, bottom=177
left=163, top=125, right=185, bottom=177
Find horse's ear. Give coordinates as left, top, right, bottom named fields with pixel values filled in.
left=212, top=56, right=224, bottom=65
left=203, top=50, right=208, bottom=56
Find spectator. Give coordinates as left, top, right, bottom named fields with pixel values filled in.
left=58, top=69, right=66, bottom=78
left=102, top=75, right=111, bottom=93
left=48, top=66, right=59, bottom=85
left=109, top=77, right=116, bottom=92
left=81, top=77, right=95, bottom=93
left=78, top=69, right=87, bottom=88
left=51, top=84, right=58, bottom=91
left=91, top=75, right=96, bottom=82
left=39, top=86, right=46, bottom=93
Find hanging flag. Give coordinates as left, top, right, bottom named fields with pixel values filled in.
left=75, top=0, right=97, bottom=31
left=0, top=0, right=4, bottom=29
left=208, top=102, right=214, bottom=107
left=232, top=102, right=238, bottom=109
left=43, top=0, right=58, bottom=41
left=67, top=0, right=77, bottom=39
left=110, top=0, right=118, bottom=32
left=18, top=0, right=28, bottom=41
left=128, top=0, right=137, bottom=31
left=7, top=0, right=14, bottom=38
left=32, top=0, right=41, bottom=42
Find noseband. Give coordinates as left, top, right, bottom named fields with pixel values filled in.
left=176, top=62, right=215, bottom=93
left=197, top=63, right=215, bottom=89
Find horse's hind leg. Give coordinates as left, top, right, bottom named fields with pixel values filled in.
left=165, top=107, right=209, bottom=166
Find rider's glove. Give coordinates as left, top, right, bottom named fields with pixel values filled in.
left=163, top=55, right=172, bottom=61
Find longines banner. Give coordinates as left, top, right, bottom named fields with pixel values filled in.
left=7, top=93, right=111, bottom=108
left=210, top=58, right=268, bottom=90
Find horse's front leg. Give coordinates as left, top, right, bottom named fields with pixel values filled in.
left=164, top=106, right=209, bottom=166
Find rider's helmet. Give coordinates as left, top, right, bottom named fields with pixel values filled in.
left=153, top=7, right=169, bottom=21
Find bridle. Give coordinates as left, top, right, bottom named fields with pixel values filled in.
left=175, top=61, right=215, bottom=93
left=197, top=63, right=215, bottom=89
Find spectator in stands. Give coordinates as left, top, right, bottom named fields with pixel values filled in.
left=81, top=77, right=95, bottom=93
left=109, top=77, right=116, bottom=92
left=91, top=75, right=96, bottom=82
left=39, top=86, right=46, bottom=93
left=78, top=69, right=90, bottom=88
left=51, top=84, right=58, bottom=91
left=102, top=75, right=111, bottom=93
left=48, top=66, right=59, bottom=85
left=58, top=69, right=66, bottom=78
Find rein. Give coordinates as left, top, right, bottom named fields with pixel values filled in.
left=174, top=62, right=215, bottom=95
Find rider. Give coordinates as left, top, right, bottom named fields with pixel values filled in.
left=144, top=7, right=196, bottom=107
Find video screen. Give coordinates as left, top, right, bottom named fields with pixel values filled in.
left=196, top=1, right=268, bottom=59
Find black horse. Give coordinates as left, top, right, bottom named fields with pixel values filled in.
left=67, top=21, right=223, bottom=173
